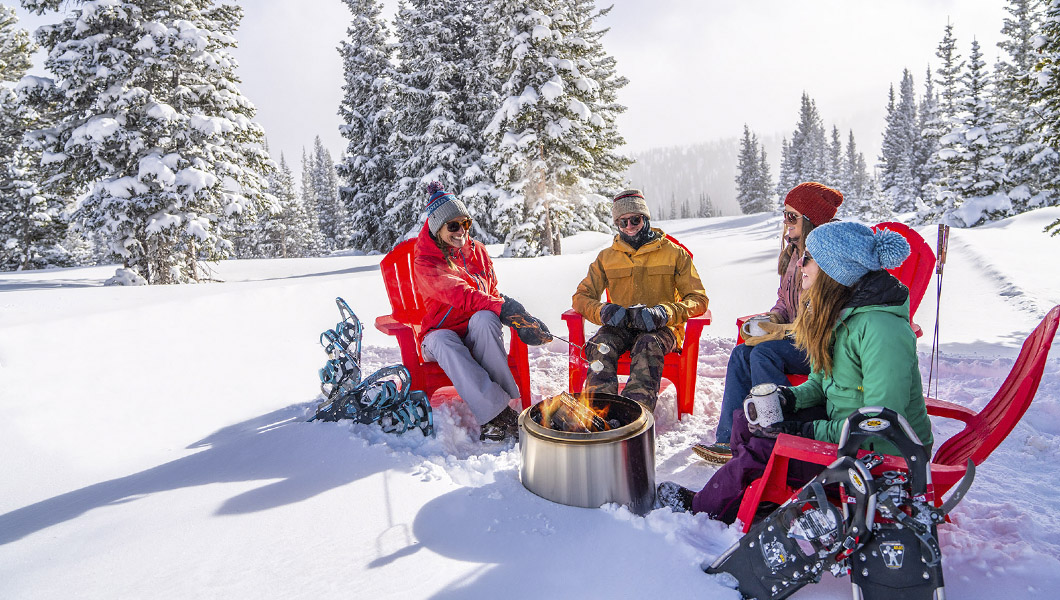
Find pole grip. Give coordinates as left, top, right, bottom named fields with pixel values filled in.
left=936, top=224, right=949, bottom=275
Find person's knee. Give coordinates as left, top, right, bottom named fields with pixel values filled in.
left=632, top=332, right=667, bottom=356
left=469, top=310, right=501, bottom=330
left=422, top=329, right=463, bottom=361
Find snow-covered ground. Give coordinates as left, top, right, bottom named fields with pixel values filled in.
left=2, top=209, right=1059, bottom=599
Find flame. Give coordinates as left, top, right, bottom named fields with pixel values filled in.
left=537, top=391, right=612, bottom=432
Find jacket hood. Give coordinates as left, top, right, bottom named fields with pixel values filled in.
left=840, top=270, right=910, bottom=322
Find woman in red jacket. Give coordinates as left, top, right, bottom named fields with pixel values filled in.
left=413, top=182, right=551, bottom=442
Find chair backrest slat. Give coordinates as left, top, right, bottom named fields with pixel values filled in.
left=380, top=239, right=425, bottom=325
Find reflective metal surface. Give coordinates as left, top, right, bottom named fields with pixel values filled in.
left=519, top=393, right=656, bottom=515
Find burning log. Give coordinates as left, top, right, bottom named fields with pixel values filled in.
left=536, top=392, right=616, bottom=433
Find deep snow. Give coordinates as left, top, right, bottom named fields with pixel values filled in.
left=2, top=209, right=1059, bottom=599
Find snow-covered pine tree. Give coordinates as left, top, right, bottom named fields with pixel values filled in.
left=997, top=0, right=1056, bottom=215
left=23, top=0, right=275, bottom=284
left=827, top=125, right=843, bottom=189
left=0, top=6, right=71, bottom=271
left=775, top=93, right=828, bottom=198
left=838, top=129, right=876, bottom=219
left=735, top=124, right=771, bottom=213
left=1030, top=0, right=1060, bottom=235
left=257, top=154, right=319, bottom=258
left=756, top=144, right=774, bottom=208
left=921, top=22, right=965, bottom=223
left=484, top=0, right=626, bottom=256
left=878, top=70, right=919, bottom=213
left=936, top=39, right=1008, bottom=227
left=914, top=65, right=940, bottom=213
left=307, top=136, right=345, bottom=251
left=383, top=0, right=503, bottom=248
left=337, top=0, right=397, bottom=253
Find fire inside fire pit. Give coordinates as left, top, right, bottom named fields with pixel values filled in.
left=520, top=392, right=656, bottom=514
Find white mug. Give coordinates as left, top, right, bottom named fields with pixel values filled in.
left=744, top=383, right=784, bottom=427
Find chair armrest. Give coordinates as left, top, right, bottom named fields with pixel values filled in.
left=561, top=309, right=587, bottom=346
left=682, top=310, right=712, bottom=349
left=912, top=322, right=923, bottom=338
left=374, top=315, right=422, bottom=367
left=771, top=433, right=910, bottom=471
left=925, top=397, right=977, bottom=423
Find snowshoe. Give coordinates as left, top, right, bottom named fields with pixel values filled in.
left=705, top=407, right=974, bottom=600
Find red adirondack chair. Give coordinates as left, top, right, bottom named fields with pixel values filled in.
left=734, top=304, right=1060, bottom=532
left=562, top=236, right=711, bottom=419
left=374, top=239, right=533, bottom=409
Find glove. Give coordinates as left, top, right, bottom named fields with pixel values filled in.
left=766, top=311, right=784, bottom=324
left=599, top=303, right=627, bottom=327
left=629, top=304, right=669, bottom=331
left=749, top=419, right=814, bottom=439
left=743, top=321, right=794, bottom=346
left=777, top=386, right=797, bottom=416
left=499, top=295, right=527, bottom=328
left=516, top=316, right=553, bottom=346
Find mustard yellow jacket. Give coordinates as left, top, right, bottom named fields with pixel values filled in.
left=572, top=230, right=708, bottom=347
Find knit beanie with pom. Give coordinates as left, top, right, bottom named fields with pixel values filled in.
left=805, top=221, right=910, bottom=286
left=784, top=182, right=844, bottom=226
left=425, top=181, right=471, bottom=236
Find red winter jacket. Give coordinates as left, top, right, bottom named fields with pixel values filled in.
left=412, top=222, right=504, bottom=343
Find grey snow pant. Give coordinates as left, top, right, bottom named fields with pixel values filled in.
left=421, top=310, right=520, bottom=425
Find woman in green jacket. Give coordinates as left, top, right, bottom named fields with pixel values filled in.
left=657, top=221, right=932, bottom=522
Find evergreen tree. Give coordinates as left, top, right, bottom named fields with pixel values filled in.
left=878, top=70, right=919, bottom=212
left=937, top=39, right=1008, bottom=226
left=337, top=0, right=398, bottom=253
left=997, top=0, right=1056, bottom=215
left=0, top=6, right=71, bottom=270
left=757, top=145, right=774, bottom=208
left=922, top=22, right=966, bottom=223
left=307, top=136, right=345, bottom=250
left=384, top=0, right=502, bottom=248
left=485, top=0, right=627, bottom=256
left=915, top=65, right=940, bottom=208
left=838, top=130, right=876, bottom=219
left=827, top=125, right=843, bottom=189
left=776, top=92, right=828, bottom=198
left=734, top=124, right=772, bottom=213
left=22, top=0, right=275, bottom=284
left=254, top=154, right=318, bottom=258
left=1030, top=0, right=1060, bottom=235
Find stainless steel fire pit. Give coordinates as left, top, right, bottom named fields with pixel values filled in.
left=519, top=392, right=656, bottom=515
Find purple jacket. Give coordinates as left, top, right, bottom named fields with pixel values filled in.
left=769, top=252, right=802, bottom=323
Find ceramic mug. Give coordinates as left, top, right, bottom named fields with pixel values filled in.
left=741, top=315, right=772, bottom=338
left=743, top=383, right=784, bottom=427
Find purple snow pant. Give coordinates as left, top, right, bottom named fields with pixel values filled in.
left=691, top=406, right=828, bottom=524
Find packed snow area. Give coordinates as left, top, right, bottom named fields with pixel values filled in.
left=2, top=209, right=1059, bottom=599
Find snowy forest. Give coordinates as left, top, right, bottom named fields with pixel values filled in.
left=2, top=0, right=1060, bottom=284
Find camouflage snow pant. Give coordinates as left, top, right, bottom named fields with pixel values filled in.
left=583, top=325, right=677, bottom=412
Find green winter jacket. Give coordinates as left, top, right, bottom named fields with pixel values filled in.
left=790, top=271, right=933, bottom=456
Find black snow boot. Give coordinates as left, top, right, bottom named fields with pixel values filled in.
left=480, top=406, right=520, bottom=442
left=655, top=481, right=695, bottom=512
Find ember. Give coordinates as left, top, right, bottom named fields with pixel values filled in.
left=536, top=392, right=621, bottom=433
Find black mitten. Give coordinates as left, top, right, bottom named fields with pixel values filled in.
left=499, top=295, right=527, bottom=327
left=630, top=304, right=669, bottom=331
left=751, top=420, right=814, bottom=439
left=599, top=303, right=627, bottom=327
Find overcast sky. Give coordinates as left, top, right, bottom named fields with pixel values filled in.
left=12, top=0, right=1009, bottom=178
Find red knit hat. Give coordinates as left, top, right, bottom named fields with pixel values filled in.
left=784, top=182, right=843, bottom=226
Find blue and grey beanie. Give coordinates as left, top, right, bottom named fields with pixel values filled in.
left=805, top=221, right=910, bottom=286
left=425, top=181, right=470, bottom=236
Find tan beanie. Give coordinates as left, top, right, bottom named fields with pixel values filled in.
left=612, top=189, right=651, bottom=223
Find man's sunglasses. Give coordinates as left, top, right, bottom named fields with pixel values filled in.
left=783, top=210, right=802, bottom=224
left=445, top=218, right=472, bottom=233
left=617, top=215, right=644, bottom=228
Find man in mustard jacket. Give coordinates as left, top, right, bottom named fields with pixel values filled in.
left=572, top=189, right=708, bottom=411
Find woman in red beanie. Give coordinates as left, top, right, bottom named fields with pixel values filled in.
left=692, top=182, right=843, bottom=464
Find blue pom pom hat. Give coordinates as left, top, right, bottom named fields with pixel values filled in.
left=805, top=221, right=911, bottom=286
left=425, top=181, right=471, bottom=236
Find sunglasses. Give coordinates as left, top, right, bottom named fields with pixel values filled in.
left=783, top=210, right=802, bottom=224
left=797, top=250, right=814, bottom=267
left=617, top=215, right=644, bottom=229
left=445, top=218, right=472, bottom=233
